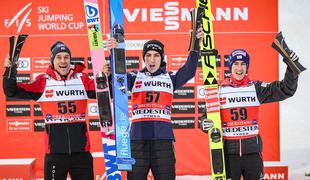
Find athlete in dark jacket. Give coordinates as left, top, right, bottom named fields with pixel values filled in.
left=3, top=41, right=96, bottom=180
left=128, top=40, right=199, bottom=180
left=104, top=28, right=203, bottom=180
left=200, top=49, right=301, bottom=180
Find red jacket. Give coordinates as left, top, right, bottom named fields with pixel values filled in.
left=3, top=63, right=96, bottom=154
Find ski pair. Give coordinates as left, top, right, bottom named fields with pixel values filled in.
left=191, top=0, right=226, bottom=179
left=7, top=34, right=28, bottom=78
left=83, top=0, right=133, bottom=178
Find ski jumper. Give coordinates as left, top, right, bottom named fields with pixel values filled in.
left=126, top=51, right=199, bottom=180
left=219, top=67, right=298, bottom=180
left=3, top=63, right=96, bottom=180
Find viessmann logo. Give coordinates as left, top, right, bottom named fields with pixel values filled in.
left=4, top=3, right=32, bottom=33
left=124, top=2, right=183, bottom=30
left=124, top=1, right=249, bottom=31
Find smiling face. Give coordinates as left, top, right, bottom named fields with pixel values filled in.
left=231, top=60, right=247, bottom=80
left=144, top=50, right=161, bottom=73
left=53, top=52, right=71, bottom=76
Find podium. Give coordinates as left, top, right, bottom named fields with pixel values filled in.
left=0, top=158, right=36, bottom=180
left=264, top=161, right=288, bottom=180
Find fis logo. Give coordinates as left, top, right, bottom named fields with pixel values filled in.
left=84, top=3, right=99, bottom=24
left=4, top=3, right=32, bottom=33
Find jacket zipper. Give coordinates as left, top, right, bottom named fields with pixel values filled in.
left=66, top=125, right=71, bottom=154
left=239, top=139, right=242, bottom=157
left=64, top=80, right=71, bottom=154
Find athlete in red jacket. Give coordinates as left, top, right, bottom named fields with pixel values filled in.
left=3, top=41, right=96, bottom=180
left=200, top=49, right=301, bottom=180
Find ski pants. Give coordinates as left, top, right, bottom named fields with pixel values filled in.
left=44, top=152, right=94, bottom=180
left=225, top=153, right=264, bottom=180
left=127, top=140, right=176, bottom=180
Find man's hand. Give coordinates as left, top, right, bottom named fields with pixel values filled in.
left=4, top=54, right=12, bottom=67
left=106, top=38, right=118, bottom=51
left=102, top=62, right=111, bottom=77
left=3, top=54, right=19, bottom=78
left=196, top=26, right=203, bottom=42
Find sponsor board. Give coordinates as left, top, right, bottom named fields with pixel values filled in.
left=89, top=119, right=100, bottom=131
left=33, top=104, right=43, bottom=116
left=172, top=102, right=195, bottom=114
left=173, top=86, right=194, bottom=99
left=197, top=101, right=206, bottom=114
left=224, top=70, right=230, bottom=78
left=16, top=74, right=30, bottom=83
left=169, top=55, right=187, bottom=69
left=0, top=0, right=279, bottom=178
left=126, top=56, right=140, bottom=69
left=6, top=105, right=31, bottom=116
left=34, top=119, right=45, bottom=131
left=224, top=55, right=229, bottom=67
left=7, top=119, right=32, bottom=132
left=172, top=117, right=195, bottom=129
left=71, top=57, right=85, bottom=64
left=32, top=57, right=50, bottom=71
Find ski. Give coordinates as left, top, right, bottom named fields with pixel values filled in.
left=108, top=0, right=134, bottom=170
left=83, top=0, right=122, bottom=178
left=9, top=36, right=15, bottom=62
left=196, top=0, right=226, bottom=179
left=272, top=31, right=306, bottom=75
left=8, top=34, right=28, bottom=78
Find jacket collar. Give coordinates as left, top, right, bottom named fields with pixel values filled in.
left=140, top=66, right=166, bottom=76
left=46, top=63, right=86, bottom=80
left=221, top=74, right=253, bottom=87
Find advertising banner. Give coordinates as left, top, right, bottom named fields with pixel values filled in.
left=0, top=0, right=278, bottom=178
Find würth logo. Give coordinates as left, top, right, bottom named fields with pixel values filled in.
left=135, top=81, right=142, bottom=88
left=45, top=90, right=54, bottom=98
left=4, top=3, right=32, bottom=33
left=220, top=97, right=226, bottom=105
